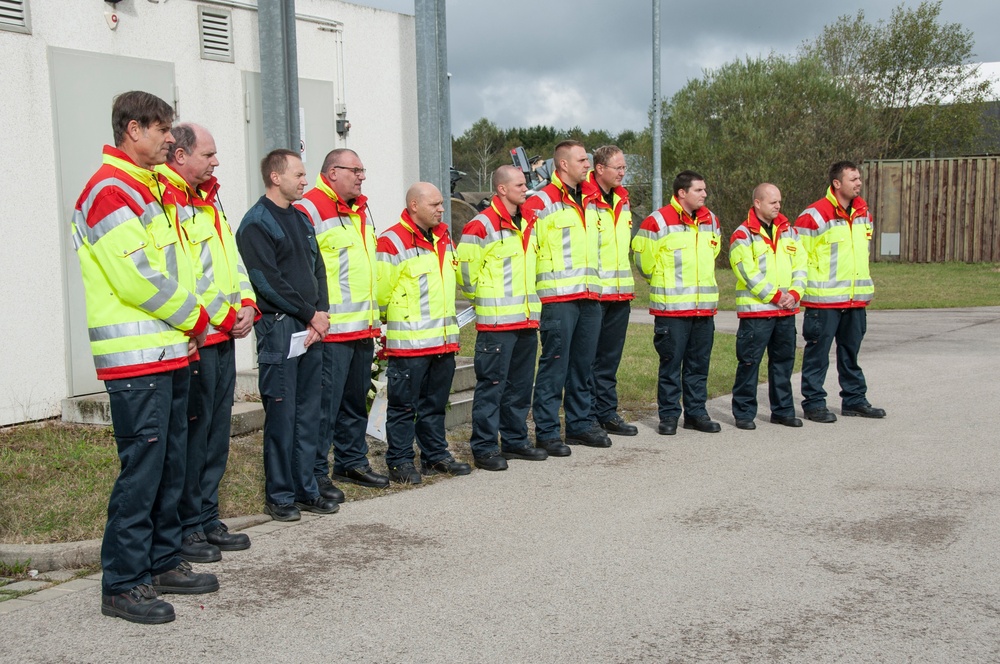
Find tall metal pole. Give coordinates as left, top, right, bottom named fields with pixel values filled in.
left=258, top=0, right=300, bottom=153
left=436, top=0, right=451, bottom=222
left=651, top=0, right=663, bottom=209
left=415, top=0, right=444, bottom=192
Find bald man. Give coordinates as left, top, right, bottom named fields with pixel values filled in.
left=456, top=165, right=547, bottom=471
left=729, top=184, right=806, bottom=429
left=376, top=183, right=472, bottom=484
left=159, top=124, right=257, bottom=562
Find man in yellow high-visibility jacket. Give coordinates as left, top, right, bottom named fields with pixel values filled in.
left=729, top=183, right=806, bottom=430
left=376, top=183, right=472, bottom=484
left=456, top=165, right=547, bottom=471
left=795, top=161, right=885, bottom=423
left=632, top=171, right=722, bottom=435
left=295, top=149, right=389, bottom=495
left=524, top=140, right=610, bottom=455
left=159, top=123, right=257, bottom=564
left=73, top=91, right=217, bottom=625
left=583, top=145, right=638, bottom=437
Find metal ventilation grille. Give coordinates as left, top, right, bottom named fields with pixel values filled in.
left=198, top=6, right=234, bottom=63
left=0, top=0, right=31, bottom=34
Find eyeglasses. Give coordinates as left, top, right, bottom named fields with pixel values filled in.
left=600, top=164, right=627, bottom=173
left=332, top=165, right=366, bottom=176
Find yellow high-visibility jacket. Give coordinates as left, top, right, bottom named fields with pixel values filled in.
left=730, top=208, right=806, bottom=318
left=583, top=171, right=634, bottom=300
left=295, top=175, right=380, bottom=342
left=456, top=196, right=541, bottom=331
left=522, top=173, right=600, bottom=303
left=632, top=196, right=721, bottom=316
left=158, top=166, right=256, bottom=346
left=72, top=146, right=208, bottom=380
left=376, top=210, right=459, bottom=356
left=794, top=188, right=874, bottom=308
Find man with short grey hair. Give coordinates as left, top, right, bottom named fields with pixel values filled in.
left=159, top=123, right=257, bottom=563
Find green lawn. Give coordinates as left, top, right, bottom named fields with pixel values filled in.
left=631, top=262, right=1000, bottom=311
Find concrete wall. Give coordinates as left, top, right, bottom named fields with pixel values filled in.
left=0, top=0, right=418, bottom=426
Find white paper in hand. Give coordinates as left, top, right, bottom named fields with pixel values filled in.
left=288, top=330, right=308, bottom=359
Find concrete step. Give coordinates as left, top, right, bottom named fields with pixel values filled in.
left=61, top=357, right=477, bottom=432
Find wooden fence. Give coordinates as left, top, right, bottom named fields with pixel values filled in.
left=863, top=157, right=1000, bottom=263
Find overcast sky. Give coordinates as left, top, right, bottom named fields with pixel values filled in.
left=346, top=0, right=1000, bottom=136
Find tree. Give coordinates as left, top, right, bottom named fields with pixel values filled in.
left=800, top=0, right=993, bottom=158
left=664, top=55, right=878, bottom=247
left=452, top=118, right=506, bottom=191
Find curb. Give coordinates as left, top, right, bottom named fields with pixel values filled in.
left=0, top=514, right=271, bottom=573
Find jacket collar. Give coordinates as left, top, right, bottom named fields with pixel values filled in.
left=103, top=145, right=163, bottom=191
left=825, top=186, right=865, bottom=219
left=399, top=209, right=448, bottom=251
left=744, top=207, right=789, bottom=236
left=317, top=174, right=368, bottom=218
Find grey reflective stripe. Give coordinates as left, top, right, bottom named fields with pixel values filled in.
left=736, top=298, right=781, bottom=314
left=331, top=300, right=374, bottom=314
left=561, top=227, right=572, bottom=269
left=198, top=242, right=215, bottom=284
left=459, top=262, right=475, bottom=297
left=163, top=243, right=179, bottom=284
left=329, top=320, right=378, bottom=334
left=380, top=230, right=407, bottom=256
left=202, top=290, right=229, bottom=319
left=392, top=247, right=421, bottom=264
left=338, top=249, right=353, bottom=303
left=854, top=278, right=874, bottom=288
left=808, top=279, right=853, bottom=289
left=731, top=234, right=753, bottom=248
left=854, top=293, right=873, bottom=302
left=829, top=241, right=839, bottom=281
left=503, top=257, right=514, bottom=297
left=92, top=342, right=189, bottom=369
left=477, top=312, right=535, bottom=325
left=650, top=300, right=711, bottom=311
left=296, top=197, right=322, bottom=225
left=78, top=177, right=161, bottom=232
left=460, top=231, right=488, bottom=247
left=77, top=206, right=135, bottom=247
left=537, top=267, right=598, bottom=282
left=798, top=208, right=825, bottom=236
left=803, top=294, right=853, bottom=304
left=130, top=250, right=199, bottom=327
left=417, top=273, right=431, bottom=320
left=651, top=285, right=718, bottom=296
left=89, top=319, right=172, bottom=341
left=537, top=283, right=588, bottom=298
left=475, top=295, right=528, bottom=307
left=672, top=249, right=683, bottom=285
left=316, top=214, right=351, bottom=235
left=387, top=316, right=456, bottom=332
left=597, top=268, right=632, bottom=279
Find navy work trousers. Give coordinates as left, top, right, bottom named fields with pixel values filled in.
left=653, top=315, right=715, bottom=420
left=385, top=353, right=455, bottom=468
left=591, top=300, right=631, bottom=424
left=318, top=337, right=375, bottom=477
left=532, top=299, right=602, bottom=442
left=469, top=328, right=538, bottom=458
left=255, top=313, right=323, bottom=506
left=179, top=339, right=236, bottom=538
left=101, top=367, right=189, bottom=595
left=731, top=316, right=797, bottom=421
left=800, top=307, right=869, bottom=411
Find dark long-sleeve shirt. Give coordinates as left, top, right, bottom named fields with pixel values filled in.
left=235, top=196, right=328, bottom=323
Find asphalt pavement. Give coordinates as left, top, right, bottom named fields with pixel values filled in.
left=2, top=307, right=999, bottom=663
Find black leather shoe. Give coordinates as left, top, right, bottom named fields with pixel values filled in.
left=180, top=531, right=221, bottom=564
left=657, top=417, right=678, bottom=435
left=474, top=452, right=509, bottom=471
left=536, top=439, right=572, bottom=457
left=683, top=416, right=722, bottom=433
left=502, top=446, right=548, bottom=461
left=804, top=408, right=837, bottom=423
left=264, top=502, right=301, bottom=522
left=332, top=465, right=390, bottom=488
left=734, top=419, right=756, bottom=430
left=101, top=584, right=175, bottom=625
left=565, top=427, right=612, bottom=448
left=151, top=560, right=219, bottom=595
left=388, top=462, right=422, bottom=484
left=294, top=496, right=340, bottom=515
left=770, top=414, right=804, bottom=428
left=205, top=523, right=250, bottom=551
left=316, top=476, right=346, bottom=503
left=421, top=457, right=472, bottom=476
left=599, top=414, right=638, bottom=436
left=842, top=403, right=886, bottom=418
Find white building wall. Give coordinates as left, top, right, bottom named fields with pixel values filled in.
left=0, top=0, right=417, bottom=426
